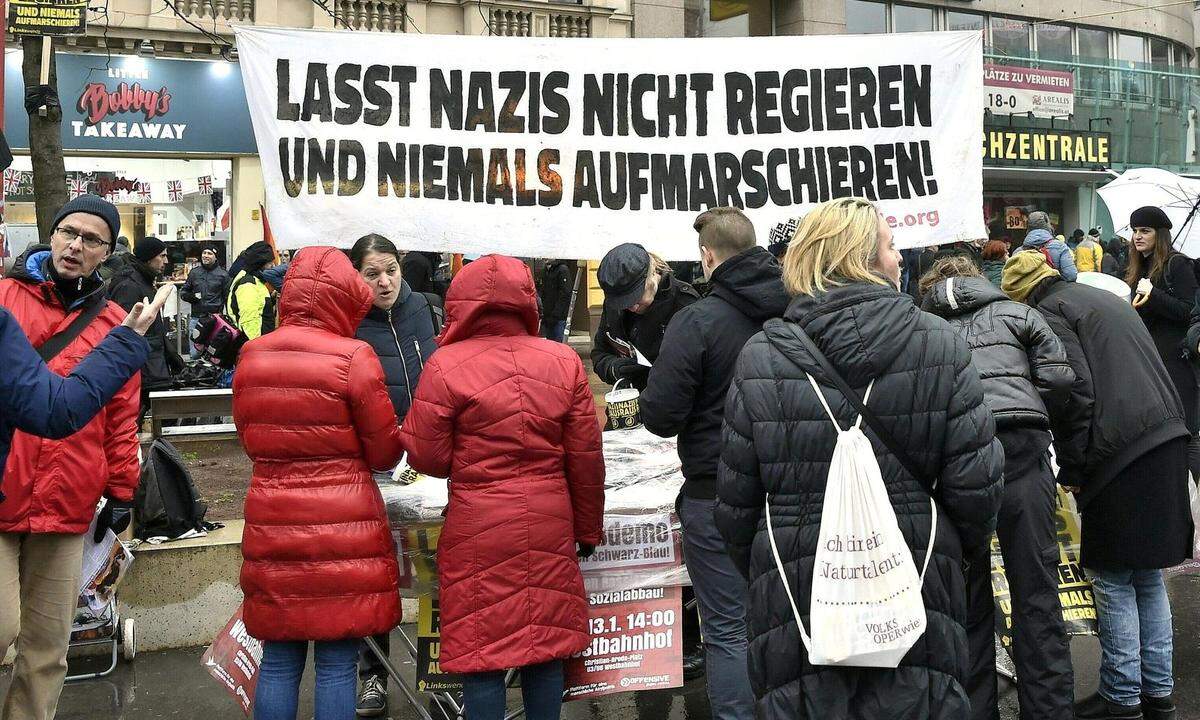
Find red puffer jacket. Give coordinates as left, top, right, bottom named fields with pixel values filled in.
left=0, top=249, right=140, bottom=534
left=233, top=248, right=404, bottom=642
left=401, top=255, right=605, bottom=674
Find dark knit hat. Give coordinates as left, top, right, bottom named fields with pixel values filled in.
left=1088, top=227, right=1101, bottom=237
left=51, top=195, right=121, bottom=246
left=134, top=236, right=167, bottom=262
left=1071, top=228, right=1085, bottom=238
left=1130, top=206, right=1173, bottom=230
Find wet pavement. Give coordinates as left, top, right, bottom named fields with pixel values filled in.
left=4, top=574, right=1198, bottom=719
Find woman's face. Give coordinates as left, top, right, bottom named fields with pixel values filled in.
left=1131, top=226, right=1158, bottom=255
left=359, top=250, right=403, bottom=310
left=627, top=271, right=661, bottom=315
left=870, top=214, right=902, bottom=290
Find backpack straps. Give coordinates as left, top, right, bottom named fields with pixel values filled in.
left=37, top=295, right=107, bottom=362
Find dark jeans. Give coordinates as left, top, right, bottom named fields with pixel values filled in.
left=542, top=320, right=567, bottom=343
left=678, top=495, right=755, bottom=720
left=966, top=429, right=1073, bottom=720
left=358, top=633, right=390, bottom=684
left=462, top=660, right=563, bottom=720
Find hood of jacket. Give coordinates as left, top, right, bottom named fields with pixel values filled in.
left=277, top=246, right=373, bottom=337
left=775, top=282, right=922, bottom=387
left=1023, top=228, right=1053, bottom=248
left=8, top=244, right=106, bottom=310
left=708, top=246, right=789, bottom=322
left=922, top=275, right=1008, bottom=318
left=440, top=255, right=539, bottom=346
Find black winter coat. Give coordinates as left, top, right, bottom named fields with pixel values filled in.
left=717, top=283, right=1004, bottom=720
left=590, top=273, right=699, bottom=389
left=922, top=276, right=1074, bottom=429
left=1028, top=277, right=1192, bottom=569
left=108, top=258, right=176, bottom=390
left=402, top=252, right=437, bottom=295
left=1133, top=252, right=1199, bottom=431
left=641, top=247, right=788, bottom=499
left=539, top=260, right=573, bottom=324
left=180, top=263, right=230, bottom=316
left=354, top=281, right=438, bottom=423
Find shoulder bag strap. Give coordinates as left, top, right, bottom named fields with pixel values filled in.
left=37, top=296, right=107, bottom=362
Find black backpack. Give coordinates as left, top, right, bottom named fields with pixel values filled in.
left=421, top=292, right=445, bottom=333
left=134, top=439, right=209, bottom=540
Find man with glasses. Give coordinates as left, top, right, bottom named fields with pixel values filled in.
left=0, top=196, right=143, bottom=720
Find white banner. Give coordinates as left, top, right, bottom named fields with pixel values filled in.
left=234, top=27, right=985, bottom=256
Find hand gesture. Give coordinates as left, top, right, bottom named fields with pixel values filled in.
left=120, top=283, right=174, bottom=336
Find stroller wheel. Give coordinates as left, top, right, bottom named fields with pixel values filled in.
left=121, top=618, right=137, bottom=661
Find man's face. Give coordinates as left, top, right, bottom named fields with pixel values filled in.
left=50, top=212, right=111, bottom=281
left=201, top=249, right=217, bottom=267
left=147, top=249, right=169, bottom=275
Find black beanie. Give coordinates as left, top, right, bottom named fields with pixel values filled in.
left=1130, top=206, right=1173, bottom=230
left=134, top=236, right=167, bottom=262
left=1071, top=228, right=1085, bottom=238
left=51, top=195, right=121, bottom=246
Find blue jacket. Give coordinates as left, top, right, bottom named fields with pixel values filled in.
left=1022, top=229, right=1078, bottom=281
left=354, top=281, right=438, bottom=423
left=0, top=305, right=148, bottom=487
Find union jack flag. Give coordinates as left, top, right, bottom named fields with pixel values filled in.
left=168, top=180, right=182, bottom=202
left=3, top=169, right=20, bottom=195
left=197, top=176, right=213, bottom=195
left=138, top=182, right=151, bottom=204
left=69, top=178, right=87, bottom=200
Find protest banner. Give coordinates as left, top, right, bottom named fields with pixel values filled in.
left=234, top=27, right=985, bottom=256
left=580, top=513, right=676, bottom=572
left=564, top=586, right=683, bottom=700
left=416, top=594, right=463, bottom=693
left=202, top=604, right=263, bottom=716
left=6, top=0, right=86, bottom=36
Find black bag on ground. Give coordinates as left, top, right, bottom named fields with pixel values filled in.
left=134, top=439, right=209, bottom=540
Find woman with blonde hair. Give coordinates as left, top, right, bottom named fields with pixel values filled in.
left=716, top=197, right=1004, bottom=720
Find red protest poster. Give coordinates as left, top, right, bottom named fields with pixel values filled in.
left=201, top=604, right=264, bottom=716
left=564, top=586, right=683, bottom=700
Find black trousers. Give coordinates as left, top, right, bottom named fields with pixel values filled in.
left=966, top=428, right=1074, bottom=720
left=359, top=633, right=390, bottom=685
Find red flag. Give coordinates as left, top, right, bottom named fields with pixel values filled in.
left=259, top=203, right=279, bottom=263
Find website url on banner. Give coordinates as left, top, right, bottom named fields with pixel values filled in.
left=884, top=209, right=940, bottom=229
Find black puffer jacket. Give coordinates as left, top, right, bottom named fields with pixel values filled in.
left=355, top=281, right=438, bottom=423
left=922, top=275, right=1074, bottom=429
left=717, top=283, right=1004, bottom=720
left=590, top=273, right=699, bottom=389
left=641, top=247, right=788, bottom=499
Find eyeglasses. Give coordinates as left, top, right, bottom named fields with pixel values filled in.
left=54, top=225, right=111, bottom=250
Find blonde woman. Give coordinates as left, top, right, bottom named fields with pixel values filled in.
left=715, top=197, right=1004, bottom=720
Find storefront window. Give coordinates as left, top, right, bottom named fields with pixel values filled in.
left=984, top=194, right=1065, bottom=246
left=990, top=17, right=1030, bottom=59
left=892, top=4, right=932, bottom=33
left=845, top=0, right=885, bottom=34
left=945, top=10, right=982, bottom=33
left=1118, top=33, right=1147, bottom=100
left=1035, top=23, right=1072, bottom=60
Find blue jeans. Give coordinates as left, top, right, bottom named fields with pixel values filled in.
left=253, top=639, right=359, bottom=720
left=542, top=320, right=567, bottom=343
left=188, top=315, right=204, bottom=359
left=462, top=660, right=563, bottom=720
left=1087, top=568, right=1175, bottom=706
left=678, top=495, right=755, bottom=720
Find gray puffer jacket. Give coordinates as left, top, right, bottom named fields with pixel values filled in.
left=922, top=275, right=1075, bottom=429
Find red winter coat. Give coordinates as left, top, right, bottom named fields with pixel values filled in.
left=0, top=250, right=141, bottom=534
left=401, top=255, right=605, bottom=674
left=233, top=247, right=404, bottom=642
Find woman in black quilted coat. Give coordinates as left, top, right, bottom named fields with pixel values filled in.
left=716, top=198, right=1004, bottom=720
left=920, top=256, right=1075, bottom=720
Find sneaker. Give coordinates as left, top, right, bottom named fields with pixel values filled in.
left=356, top=675, right=387, bottom=717
left=1075, top=691, right=1142, bottom=719
left=1141, top=695, right=1176, bottom=720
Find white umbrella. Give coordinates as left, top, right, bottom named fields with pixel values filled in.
left=1098, top=167, right=1200, bottom=259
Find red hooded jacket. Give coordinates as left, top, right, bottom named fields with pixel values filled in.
left=0, top=248, right=141, bottom=534
left=401, top=255, right=604, bottom=674
left=233, top=248, right=404, bottom=642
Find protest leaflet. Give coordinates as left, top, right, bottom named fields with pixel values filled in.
left=202, top=604, right=264, bottom=716
left=234, top=28, right=985, bottom=256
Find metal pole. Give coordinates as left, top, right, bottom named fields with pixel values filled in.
left=984, top=53, right=1199, bottom=80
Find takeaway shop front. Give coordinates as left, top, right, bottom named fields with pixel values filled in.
left=2, top=50, right=257, bottom=279
left=982, top=124, right=1114, bottom=247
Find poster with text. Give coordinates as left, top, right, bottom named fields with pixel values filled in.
left=416, top=594, right=463, bottom=693
left=234, top=27, right=986, bottom=255
left=564, top=586, right=683, bottom=700
left=201, top=604, right=263, bottom=716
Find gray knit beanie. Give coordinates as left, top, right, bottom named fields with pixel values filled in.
left=1027, top=211, right=1051, bottom=231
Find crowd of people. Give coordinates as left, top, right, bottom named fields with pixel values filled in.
left=0, top=189, right=1195, bottom=720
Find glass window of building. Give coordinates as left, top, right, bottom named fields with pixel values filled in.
left=845, top=0, right=885, bottom=34
left=990, top=17, right=1030, bottom=58
left=684, top=0, right=750, bottom=37
left=1150, top=38, right=1172, bottom=100
left=1076, top=26, right=1111, bottom=97
left=892, top=4, right=933, bottom=33
left=945, top=10, right=982, bottom=32
left=1076, top=27, right=1110, bottom=61
left=1118, top=33, right=1146, bottom=99
left=1035, top=23, right=1073, bottom=60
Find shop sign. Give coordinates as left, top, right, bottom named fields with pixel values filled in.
left=7, top=0, right=87, bottom=37
left=984, top=63, right=1074, bottom=118
left=4, top=53, right=255, bottom=154
left=983, top=126, right=1110, bottom=169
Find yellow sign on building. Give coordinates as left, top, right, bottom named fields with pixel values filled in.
left=983, top=127, right=1110, bottom=168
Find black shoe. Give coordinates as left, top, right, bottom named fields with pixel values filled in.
left=1141, top=695, right=1176, bottom=720
left=1075, top=691, right=1142, bottom=719
left=356, top=675, right=387, bottom=717
left=682, top=644, right=706, bottom=682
